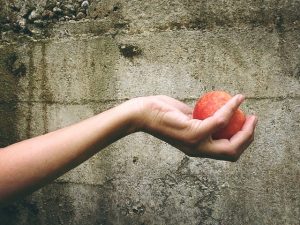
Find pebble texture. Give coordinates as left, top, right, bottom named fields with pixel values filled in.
left=0, top=0, right=299, bottom=225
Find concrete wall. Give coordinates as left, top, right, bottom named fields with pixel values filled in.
left=0, top=0, right=299, bottom=224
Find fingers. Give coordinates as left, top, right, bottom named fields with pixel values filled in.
left=229, top=115, right=258, bottom=151
left=197, top=115, right=257, bottom=161
left=198, top=94, right=245, bottom=136
left=144, top=94, right=258, bottom=162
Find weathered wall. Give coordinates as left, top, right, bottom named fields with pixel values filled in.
left=0, top=0, right=299, bottom=224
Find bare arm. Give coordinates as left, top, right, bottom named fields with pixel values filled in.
left=0, top=95, right=257, bottom=204
left=0, top=99, right=138, bottom=204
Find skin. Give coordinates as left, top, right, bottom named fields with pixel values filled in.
left=0, top=94, right=257, bottom=205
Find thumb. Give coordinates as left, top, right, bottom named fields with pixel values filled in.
left=195, top=94, right=245, bottom=136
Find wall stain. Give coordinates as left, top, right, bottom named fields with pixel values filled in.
left=40, top=42, right=52, bottom=134
left=0, top=46, right=20, bottom=146
left=0, top=183, right=77, bottom=225
left=26, top=46, right=34, bottom=138
left=275, top=14, right=285, bottom=34
left=0, top=199, right=40, bottom=225
left=275, top=9, right=300, bottom=81
left=118, top=44, right=142, bottom=59
left=176, top=158, right=220, bottom=223
left=4, top=52, right=27, bottom=77
left=89, top=37, right=119, bottom=105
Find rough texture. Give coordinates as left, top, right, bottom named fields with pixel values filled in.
left=0, top=0, right=299, bottom=224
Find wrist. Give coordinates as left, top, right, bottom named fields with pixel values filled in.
left=121, top=97, right=149, bottom=134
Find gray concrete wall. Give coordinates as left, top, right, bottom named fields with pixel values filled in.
left=0, top=0, right=299, bottom=224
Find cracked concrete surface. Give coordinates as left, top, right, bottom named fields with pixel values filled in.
left=0, top=0, right=299, bottom=224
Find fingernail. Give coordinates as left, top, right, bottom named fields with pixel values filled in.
left=253, top=116, right=258, bottom=125
left=238, top=94, right=245, bottom=102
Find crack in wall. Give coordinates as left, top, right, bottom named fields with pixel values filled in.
left=0, top=95, right=299, bottom=106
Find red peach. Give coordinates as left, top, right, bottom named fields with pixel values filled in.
left=193, top=91, right=246, bottom=139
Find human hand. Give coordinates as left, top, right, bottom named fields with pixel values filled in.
left=133, top=95, right=257, bottom=162
left=0, top=94, right=257, bottom=203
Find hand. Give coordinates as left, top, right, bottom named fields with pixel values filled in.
left=0, top=94, right=257, bottom=203
left=133, top=95, right=257, bottom=162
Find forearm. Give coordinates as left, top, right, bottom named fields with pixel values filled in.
left=0, top=95, right=257, bottom=204
left=0, top=99, right=138, bottom=203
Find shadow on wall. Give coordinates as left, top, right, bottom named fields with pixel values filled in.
left=0, top=183, right=77, bottom=225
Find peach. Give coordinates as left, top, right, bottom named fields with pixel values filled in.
left=193, top=91, right=246, bottom=139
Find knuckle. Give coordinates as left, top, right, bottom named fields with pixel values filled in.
left=185, top=123, right=204, bottom=145
left=225, top=148, right=240, bottom=162
left=186, top=135, right=200, bottom=145
left=215, top=116, right=228, bottom=128
left=244, top=130, right=253, bottom=139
